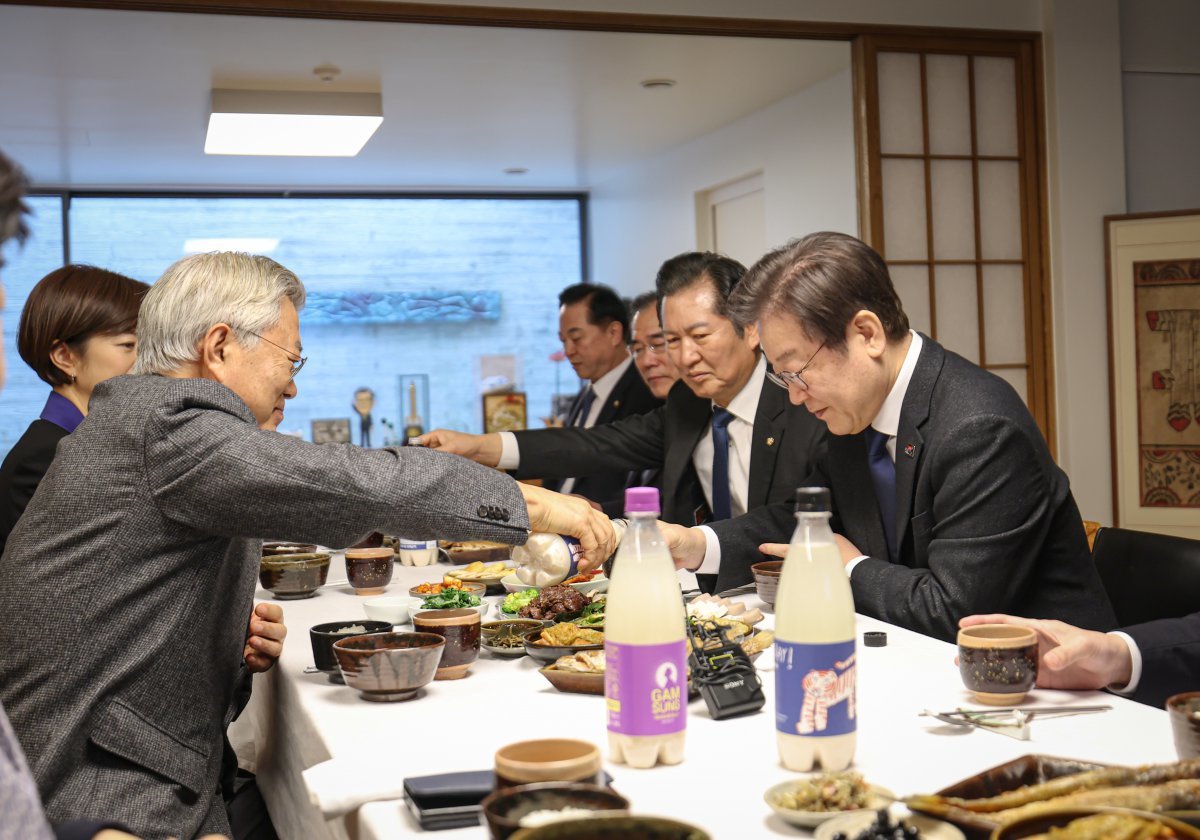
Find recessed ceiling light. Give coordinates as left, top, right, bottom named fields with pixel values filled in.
left=205, top=89, right=383, bottom=157
left=640, top=79, right=677, bottom=90
left=504, top=167, right=529, bottom=175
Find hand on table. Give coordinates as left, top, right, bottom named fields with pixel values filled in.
left=518, top=483, right=616, bottom=571
left=244, top=602, right=287, bottom=673
left=959, top=614, right=1133, bottom=691
left=412, top=429, right=502, bottom=467
left=759, top=533, right=861, bottom=564
left=658, top=522, right=707, bottom=571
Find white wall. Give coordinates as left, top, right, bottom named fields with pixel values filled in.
left=589, top=68, right=856, bottom=294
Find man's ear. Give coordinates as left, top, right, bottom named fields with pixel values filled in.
left=742, top=321, right=760, bottom=352
left=849, top=310, right=887, bottom=359
left=607, top=319, right=624, bottom=347
left=197, top=323, right=235, bottom=380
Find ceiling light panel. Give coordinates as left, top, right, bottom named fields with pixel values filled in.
left=205, top=90, right=383, bottom=157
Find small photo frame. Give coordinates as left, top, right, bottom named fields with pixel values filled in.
left=311, top=418, right=352, bottom=445
left=482, top=392, right=527, bottom=434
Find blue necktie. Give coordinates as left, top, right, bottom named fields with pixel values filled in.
left=710, top=408, right=735, bottom=521
left=569, top=385, right=596, bottom=428
left=864, top=426, right=898, bottom=562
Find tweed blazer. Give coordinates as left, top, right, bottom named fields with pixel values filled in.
left=0, top=374, right=529, bottom=839
left=1125, top=613, right=1200, bottom=708
left=543, top=362, right=662, bottom=514
left=709, top=336, right=1117, bottom=641
left=514, top=376, right=825, bottom=526
left=0, top=418, right=68, bottom=556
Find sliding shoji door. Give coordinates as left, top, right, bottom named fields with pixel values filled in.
left=855, top=34, right=1053, bottom=444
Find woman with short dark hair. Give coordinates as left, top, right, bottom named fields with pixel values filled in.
left=0, top=264, right=148, bottom=552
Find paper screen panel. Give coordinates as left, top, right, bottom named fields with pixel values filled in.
left=974, top=56, right=1019, bottom=158
left=882, top=158, right=928, bottom=260
left=925, top=54, right=972, bottom=156
left=982, top=265, right=1026, bottom=364
left=930, top=159, right=976, bottom=260
left=932, top=265, right=980, bottom=363
left=877, top=52, right=924, bottom=155
left=978, top=160, right=1023, bottom=260
left=890, top=264, right=931, bottom=335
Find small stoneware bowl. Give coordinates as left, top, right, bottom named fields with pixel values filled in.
left=1169, top=692, right=1200, bottom=760
left=751, top=560, right=783, bottom=609
left=363, top=596, right=422, bottom=625
left=332, top=631, right=444, bottom=702
left=509, top=815, right=709, bottom=840
left=481, top=783, right=627, bottom=840
left=412, top=608, right=481, bottom=680
left=957, top=624, right=1039, bottom=705
left=309, top=620, right=393, bottom=683
left=493, top=739, right=603, bottom=791
left=259, top=552, right=331, bottom=599
left=345, top=547, right=395, bottom=595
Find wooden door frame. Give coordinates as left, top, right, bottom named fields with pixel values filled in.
left=3, top=0, right=1055, bottom=445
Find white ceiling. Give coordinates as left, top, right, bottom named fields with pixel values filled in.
left=0, top=4, right=850, bottom=190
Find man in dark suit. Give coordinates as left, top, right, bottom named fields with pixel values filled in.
left=661, top=232, right=1116, bottom=641
left=418, top=253, right=826, bottom=545
left=623, top=291, right=683, bottom=494
left=960, top=612, right=1200, bottom=709
left=547, top=283, right=661, bottom=513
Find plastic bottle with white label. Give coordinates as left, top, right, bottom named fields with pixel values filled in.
left=605, top=487, right=687, bottom=768
left=775, top=486, right=857, bottom=771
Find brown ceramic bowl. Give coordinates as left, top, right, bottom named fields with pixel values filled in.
left=751, top=560, right=783, bottom=608
left=957, top=624, right=1039, bottom=705
left=481, top=783, right=628, bottom=840
left=412, top=608, right=481, bottom=680
left=511, top=815, right=710, bottom=840
left=262, top=541, right=319, bottom=556
left=493, top=739, right=603, bottom=791
left=345, top=547, right=394, bottom=595
left=259, top=552, right=331, bottom=599
left=309, top=620, right=394, bottom=683
left=1169, top=692, right=1200, bottom=760
left=331, top=631, right=444, bottom=702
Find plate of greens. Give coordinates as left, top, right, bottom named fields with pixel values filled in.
left=499, top=586, right=540, bottom=617
left=416, top=588, right=486, bottom=616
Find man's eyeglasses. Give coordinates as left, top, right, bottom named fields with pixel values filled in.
left=248, top=331, right=307, bottom=379
left=767, top=341, right=825, bottom=391
left=631, top=337, right=667, bottom=359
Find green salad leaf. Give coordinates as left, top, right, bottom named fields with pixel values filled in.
left=421, top=590, right=481, bottom=610
left=502, top=588, right=539, bottom=614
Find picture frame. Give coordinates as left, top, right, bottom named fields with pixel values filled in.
left=482, top=392, right=527, bottom=434
left=311, top=418, right=352, bottom=445
left=1105, top=209, right=1200, bottom=539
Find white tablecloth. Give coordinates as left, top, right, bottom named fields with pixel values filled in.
left=229, top=555, right=1177, bottom=840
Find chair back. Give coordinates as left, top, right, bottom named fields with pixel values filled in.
left=1092, top=526, right=1200, bottom=627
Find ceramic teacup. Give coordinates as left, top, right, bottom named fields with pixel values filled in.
left=345, top=547, right=394, bottom=595
left=493, top=739, right=603, bottom=791
left=259, top=552, right=331, bottom=599
left=412, top=607, right=481, bottom=680
left=1168, top=692, right=1200, bottom=760
left=957, top=624, right=1039, bottom=705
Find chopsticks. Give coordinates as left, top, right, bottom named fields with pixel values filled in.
left=920, top=705, right=1112, bottom=740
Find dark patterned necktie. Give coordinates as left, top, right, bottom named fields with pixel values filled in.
left=864, top=426, right=898, bottom=562
left=710, top=407, right=735, bottom=521
left=569, top=385, right=596, bottom=428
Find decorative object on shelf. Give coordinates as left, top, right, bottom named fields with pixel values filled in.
left=478, top=353, right=518, bottom=395
left=300, top=290, right=500, bottom=325
left=397, top=374, right=429, bottom=442
left=311, top=418, right=352, bottom=445
left=483, top=392, right=527, bottom=434
left=353, top=386, right=375, bottom=447
left=1106, top=210, right=1200, bottom=538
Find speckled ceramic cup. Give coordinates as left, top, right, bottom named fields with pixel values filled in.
left=412, top=608, right=481, bottom=680
left=957, top=624, right=1038, bottom=705
left=345, top=547, right=394, bottom=596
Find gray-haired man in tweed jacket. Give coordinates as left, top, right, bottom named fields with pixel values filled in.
left=0, top=251, right=616, bottom=839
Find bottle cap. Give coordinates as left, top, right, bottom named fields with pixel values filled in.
left=793, top=486, right=832, bottom=513
left=624, top=486, right=660, bottom=514
left=864, top=631, right=887, bottom=647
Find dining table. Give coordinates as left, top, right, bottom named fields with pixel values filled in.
left=228, top=552, right=1179, bottom=840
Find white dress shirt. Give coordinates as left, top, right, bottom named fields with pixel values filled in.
left=690, top=356, right=765, bottom=522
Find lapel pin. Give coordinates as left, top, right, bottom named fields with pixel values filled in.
left=903, top=443, right=916, bottom=458
left=766, top=437, right=775, bottom=447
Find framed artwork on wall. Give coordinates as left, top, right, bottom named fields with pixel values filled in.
left=482, top=392, right=527, bottom=434
left=1105, top=209, right=1200, bottom=539
left=311, top=418, right=352, bottom=445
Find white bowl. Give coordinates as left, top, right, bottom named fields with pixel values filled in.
left=501, top=573, right=536, bottom=594
left=362, top=596, right=422, bottom=625
left=568, top=574, right=609, bottom=596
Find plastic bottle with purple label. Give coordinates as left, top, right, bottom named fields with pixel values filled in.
left=775, top=486, right=857, bottom=771
left=605, top=486, right=686, bottom=768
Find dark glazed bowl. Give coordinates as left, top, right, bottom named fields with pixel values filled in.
left=262, top=541, right=320, bottom=556
left=309, top=620, right=394, bottom=683
left=332, top=631, right=444, bottom=702
left=259, top=552, right=331, bottom=599
left=481, top=783, right=629, bottom=840
left=510, top=816, right=709, bottom=840
left=956, top=624, right=1038, bottom=705
left=751, top=560, right=783, bottom=608
left=412, top=608, right=482, bottom=680
left=345, top=547, right=395, bottom=595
